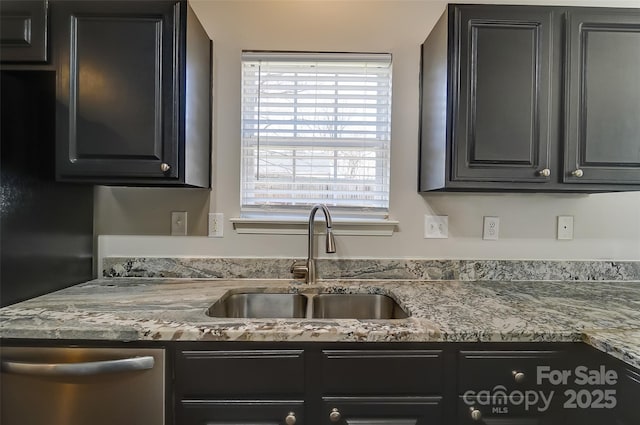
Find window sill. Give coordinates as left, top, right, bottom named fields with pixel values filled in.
left=230, top=217, right=399, bottom=236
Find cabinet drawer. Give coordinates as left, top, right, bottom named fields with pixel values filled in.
left=322, top=396, right=443, bottom=425
left=459, top=395, right=620, bottom=425
left=178, top=399, right=304, bottom=425
left=458, top=350, right=564, bottom=391
left=176, top=349, right=305, bottom=396
left=321, top=350, right=443, bottom=395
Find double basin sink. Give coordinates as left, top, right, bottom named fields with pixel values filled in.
left=207, top=291, right=409, bottom=320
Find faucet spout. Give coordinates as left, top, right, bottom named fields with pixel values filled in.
left=290, top=204, right=337, bottom=284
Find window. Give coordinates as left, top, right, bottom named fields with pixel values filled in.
left=240, top=52, right=392, bottom=219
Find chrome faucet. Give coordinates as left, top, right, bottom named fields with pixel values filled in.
left=290, top=204, right=336, bottom=284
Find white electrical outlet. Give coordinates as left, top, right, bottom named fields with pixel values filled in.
left=424, top=215, right=448, bottom=239
left=171, top=211, right=187, bottom=236
left=208, top=213, right=224, bottom=237
left=483, top=216, right=499, bottom=240
left=557, top=215, right=574, bottom=240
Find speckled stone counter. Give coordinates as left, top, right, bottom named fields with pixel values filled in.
left=1, top=278, right=639, bottom=369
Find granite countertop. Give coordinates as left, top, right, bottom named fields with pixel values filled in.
left=0, top=278, right=638, bottom=369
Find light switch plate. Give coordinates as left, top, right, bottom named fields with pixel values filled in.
left=208, top=213, right=224, bottom=237
left=171, top=211, right=187, bottom=236
left=424, top=215, right=448, bottom=239
left=557, top=215, right=574, bottom=240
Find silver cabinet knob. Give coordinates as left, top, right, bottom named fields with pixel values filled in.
left=571, top=169, right=584, bottom=177
left=538, top=168, right=551, bottom=177
left=160, top=163, right=171, bottom=172
left=329, top=408, right=341, bottom=422
left=285, top=412, right=296, bottom=425
left=470, top=407, right=482, bottom=421
left=513, top=370, right=526, bottom=383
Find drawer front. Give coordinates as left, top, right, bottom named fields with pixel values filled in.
left=176, top=349, right=305, bottom=396
left=459, top=350, right=564, bottom=391
left=459, top=395, right=622, bottom=425
left=321, top=350, right=443, bottom=395
left=459, top=396, right=553, bottom=425
left=178, top=399, right=304, bottom=425
left=322, top=396, right=443, bottom=425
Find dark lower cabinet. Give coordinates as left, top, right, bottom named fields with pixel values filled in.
left=0, top=0, right=48, bottom=63
left=456, top=346, right=632, bottom=425
left=419, top=4, right=640, bottom=192
left=175, top=347, right=307, bottom=425
left=174, top=342, right=639, bottom=425
left=53, top=0, right=211, bottom=187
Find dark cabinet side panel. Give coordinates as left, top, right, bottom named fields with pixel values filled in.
left=564, top=10, right=640, bottom=184
left=0, top=0, right=48, bottom=62
left=453, top=6, right=554, bottom=183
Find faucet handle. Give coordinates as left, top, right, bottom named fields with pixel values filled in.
left=290, top=260, right=309, bottom=280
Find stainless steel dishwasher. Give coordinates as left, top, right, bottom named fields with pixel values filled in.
left=0, top=346, right=165, bottom=425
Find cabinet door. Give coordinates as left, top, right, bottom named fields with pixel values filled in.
left=452, top=6, right=554, bottom=183
left=53, top=1, right=180, bottom=181
left=564, top=9, right=640, bottom=185
left=0, top=0, right=48, bottom=63
left=321, top=397, right=443, bottom=425
left=179, top=400, right=304, bottom=425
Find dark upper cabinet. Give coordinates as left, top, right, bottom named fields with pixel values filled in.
left=53, top=1, right=211, bottom=187
left=419, top=4, right=640, bottom=192
left=452, top=6, right=553, bottom=185
left=0, top=0, right=48, bottom=63
left=564, top=9, right=640, bottom=186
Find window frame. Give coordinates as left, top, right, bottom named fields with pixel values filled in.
left=239, top=51, right=393, bottom=220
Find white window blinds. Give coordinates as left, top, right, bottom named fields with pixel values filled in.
left=240, top=52, right=392, bottom=218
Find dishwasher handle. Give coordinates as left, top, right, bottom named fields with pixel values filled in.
left=1, top=355, right=155, bottom=377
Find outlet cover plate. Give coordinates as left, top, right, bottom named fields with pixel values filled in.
left=424, top=215, right=448, bottom=239
left=557, top=215, right=574, bottom=240
left=483, top=216, right=499, bottom=240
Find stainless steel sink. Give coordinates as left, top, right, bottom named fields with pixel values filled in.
left=207, top=291, right=409, bottom=319
left=207, top=293, right=307, bottom=318
left=312, top=294, right=409, bottom=319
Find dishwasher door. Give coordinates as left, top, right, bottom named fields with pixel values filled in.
left=0, top=346, right=165, bottom=425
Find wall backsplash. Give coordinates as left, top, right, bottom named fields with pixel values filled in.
left=103, top=258, right=640, bottom=281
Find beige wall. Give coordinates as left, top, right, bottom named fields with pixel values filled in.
left=95, top=0, right=640, bottom=261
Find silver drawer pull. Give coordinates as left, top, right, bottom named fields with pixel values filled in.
left=285, top=411, right=296, bottom=425
left=329, top=408, right=341, bottom=422
left=513, top=370, right=526, bottom=383
left=1, top=356, right=154, bottom=377
left=470, top=407, right=482, bottom=421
